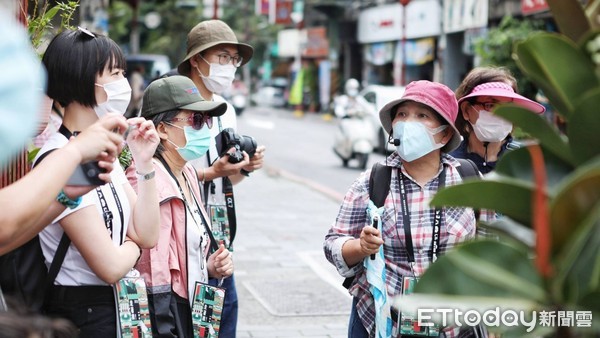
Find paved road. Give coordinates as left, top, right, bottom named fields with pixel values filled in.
left=233, top=107, right=361, bottom=337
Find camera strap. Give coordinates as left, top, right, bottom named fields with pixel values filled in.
left=221, top=176, right=237, bottom=246
left=205, top=151, right=237, bottom=247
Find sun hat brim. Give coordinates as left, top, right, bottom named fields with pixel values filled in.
left=458, top=84, right=545, bottom=114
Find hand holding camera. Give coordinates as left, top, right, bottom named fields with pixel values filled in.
left=215, top=128, right=258, bottom=164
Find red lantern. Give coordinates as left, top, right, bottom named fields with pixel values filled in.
left=399, top=0, right=411, bottom=6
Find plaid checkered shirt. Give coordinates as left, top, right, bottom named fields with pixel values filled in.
left=323, top=153, right=495, bottom=337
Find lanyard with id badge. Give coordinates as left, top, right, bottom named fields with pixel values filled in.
left=394, top=168, right=445, bottom=337
left=115, top=269, right=152, bottom=338
left=158, top=156, right=226, bottom=337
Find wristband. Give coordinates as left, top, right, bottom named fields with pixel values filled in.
left=136, top=170, right=155, bottom=181
left=200, top=167, right=206, bottom=182
left=56, top=189, right=82, bottom=209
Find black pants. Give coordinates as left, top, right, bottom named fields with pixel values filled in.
left=45, top=285, right=115, bottom=338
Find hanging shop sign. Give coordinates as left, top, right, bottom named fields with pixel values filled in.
left=443, top=0, right=489, bottom=33
left=357, top=1, right=441, bottom=44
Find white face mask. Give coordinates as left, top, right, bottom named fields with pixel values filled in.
left=196, top=57, right=236, bottom=94
left=94, top=78, right=132, bottom=117
left=392, top=121, right=447, bottom=162
left=471, top=109, right=513, bottom=142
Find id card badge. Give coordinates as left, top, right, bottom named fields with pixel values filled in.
left=114, top=270, right=152, bottom=338
left=399, top=276, right=440, bottom=337
left=192, top=281, right=226, bottom=338
left=209, top=205, right=231, bottom=250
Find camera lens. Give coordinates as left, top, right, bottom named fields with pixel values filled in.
left=240, top=135, right=257, bottom=158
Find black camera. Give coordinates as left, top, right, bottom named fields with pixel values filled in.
left=215, top=128, right=257, bottom=164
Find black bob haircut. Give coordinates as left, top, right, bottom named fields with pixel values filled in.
left=42, top=29, right=126, bottom=108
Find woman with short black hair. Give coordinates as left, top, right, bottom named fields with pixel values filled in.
left=37, top=28, right=161, bottom=337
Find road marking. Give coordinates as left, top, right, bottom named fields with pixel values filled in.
left=297, top=250, right=351, bottom=297
left=245, top=118, right=275, bottom=130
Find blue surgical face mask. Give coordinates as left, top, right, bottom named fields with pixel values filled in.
left=166, top=123, right=211, bottom=161
left=392, top=121, right=447, bottom=162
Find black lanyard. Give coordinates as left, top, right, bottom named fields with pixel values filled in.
left=157, top=156, right=219, bottom=252
left=398, top=166, right=446, bottom=264
left=60, top=125, right=125, bottom=243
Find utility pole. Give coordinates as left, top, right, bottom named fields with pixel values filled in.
left=399, top=0, right=411, bottom=85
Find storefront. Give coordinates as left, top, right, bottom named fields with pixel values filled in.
left=442, top=0, right=489, bottom=89
left=357, top=0, right=441, bottom=86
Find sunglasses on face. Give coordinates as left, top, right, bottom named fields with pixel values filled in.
left=170, top=112, right=213, bottom=130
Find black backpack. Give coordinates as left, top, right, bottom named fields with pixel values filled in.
left=0, top=149, right=71, bottom=313
left=0, top=234, right=70, bottom=312
left=342, top=158, right=480, bottom=289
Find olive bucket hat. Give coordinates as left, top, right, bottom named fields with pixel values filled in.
left=177, top=20, right=254, bottom=75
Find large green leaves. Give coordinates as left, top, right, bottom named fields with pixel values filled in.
left=568, top=89, right=600, bottom=164
left=495, top=147, right=574, bottom=194
left=514, top=33, right=600, bottom=121
left=494, top=106, right=573, bottom=166
left=554, top=204, right=600, bottom=309
left=546, top=0, right=591, bottom=43
left=550, top=158, right=600, bottom=253
left=430, top=178, right=534, bottom=227
left=415, top=241, right=545, bottom=301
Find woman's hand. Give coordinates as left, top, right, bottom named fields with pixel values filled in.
left=125, top=117, right=160, bottom=173
left=67, top=113, right=127, bottom=163
left=208, top=244, right=233, bottom=279
left=359, top=225, right=383, bottom=257
left=242, top=145, right=266, bottom=173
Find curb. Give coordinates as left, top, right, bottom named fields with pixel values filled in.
left=264, top=165, right=345, bottom=203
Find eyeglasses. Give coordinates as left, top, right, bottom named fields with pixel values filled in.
left=472, top=101, right=497, bottom=111
left=212, top=53, right=243, bottom=68
left=168, top=112, right=213, bottom=130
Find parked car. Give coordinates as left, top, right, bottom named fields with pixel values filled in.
left=356, top=85, right=405, bottom=154
left=126, top=54, right=172, bottom=86
left=251, top=86, right=286, bottom=108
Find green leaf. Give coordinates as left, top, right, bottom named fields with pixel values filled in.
left=546, top=0, right=591, bottom=43
left=514, top=33, right=600, bottom=121
left=430, top=179, right=535, bottom=226
left=550, top=158, right=600, bottom=254
left=479, top=218, right=535, bottom=249
left=554, top=201, right=600, bottom=307
left=569, top=88, right=600, bottom=165
left=494, top=106, right=574, bottom=166
left=42, top=6, right=61, bottom=22
left=415, top=241, right=545, bottom=302
left=495, top=147, right=574, bottom=195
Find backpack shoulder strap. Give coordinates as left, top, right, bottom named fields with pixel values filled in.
left=455, top=158, right=480, bottom=180
left=368, top=162, right=393, bottom=208
left=455, top=158, right=481, bottom=220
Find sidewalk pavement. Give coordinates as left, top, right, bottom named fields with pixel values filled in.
left=233, top=166, right=352, bottom=338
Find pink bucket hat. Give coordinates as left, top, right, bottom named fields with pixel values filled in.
left=379, top=80, right=461, bottom=153
left=458, top=81, right=545, bottom=114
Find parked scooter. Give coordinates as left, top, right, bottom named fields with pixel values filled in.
left=332, top=79, right=377, bottom=170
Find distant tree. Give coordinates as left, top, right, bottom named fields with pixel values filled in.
left=473, top=15, right=546, bottom=99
